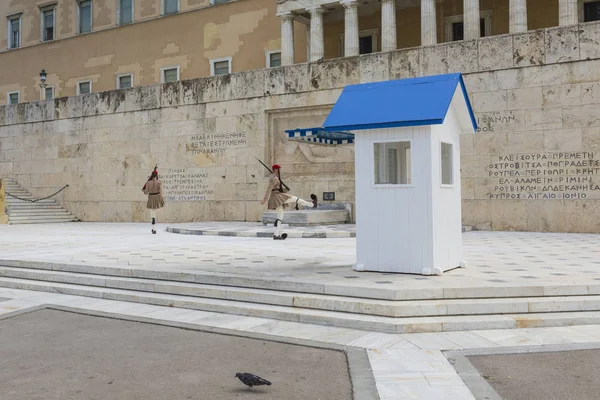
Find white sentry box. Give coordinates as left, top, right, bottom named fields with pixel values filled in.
left=323, top=73, right=477, bottom=275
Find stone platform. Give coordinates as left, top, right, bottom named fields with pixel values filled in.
left=167, top=221, right=356, bottom=238
left=261, top=203, right=352, bottom=226
left=1, top=223, right=600, bottom=335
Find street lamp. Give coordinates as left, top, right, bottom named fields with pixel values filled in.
left=39, top=69, right=47, bottom=89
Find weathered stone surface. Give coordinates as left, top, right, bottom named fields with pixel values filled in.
left=524, top=108, right=563, bottom=130
left=389, top=48, right=420, bottom=79
left=472, top=91, right=507, bottom=112
left=264, top=68, right=285, bottom=96
left=473, top=132, right=508, bottom=155
left=461, top=199, right=492, bottom=230
left=542, top=83, right=581, bottom=107
left=508, top=87, right=544, bottom=110
left=507, top=132, right=544, bottom=153
left=579, top=21, right=600, bottom=60
left=0, top=106, right=5, bottom=126
left=545, top=26, right=580, bottom=64
left=581, top=81, right=600, bottom=104
left=492, top=200, right=528, bottom=231
left=447, top=40, right=479, bottom=73
left=309, top=58, right=359, bottom=90
left=564, top=200, right=600, bottom=233
left=232, top=70, right=265, bottom=98
left=66, top=96, right=83, bottom=119
left=359, top=52, right=390, bottom=83
left=181, top=79, right=199, bottom=105
left=82, top=93, right=100, bottom=117
left=420, top=44, right=448, bottom=76
left=489, top=69, right=522, bottom=91
left=543, top=128, right=583, bottom=151
left=526, top=200, right=566, bottom=232
left=478, top=35, right=513, bottom=71
left=562, top=104, right=600, bottom=128
left=463, top=72, right=490, bottom=93
left=283, top=63, right=310, bottom=94
left=161, top=82, right=183, bottom=107
left=25, top=102, right=45, bottom=122
left=513, top=30, right=545, bottom=67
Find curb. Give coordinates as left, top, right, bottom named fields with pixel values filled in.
left=166, top=227, right=357, bottom=238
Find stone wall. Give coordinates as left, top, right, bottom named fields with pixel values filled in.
left=2, top=22, right=600, bottom=232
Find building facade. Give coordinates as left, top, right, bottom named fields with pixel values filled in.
left=2, top=1, right=600, bottom=233
left=2, top=1, right=600, bottom=104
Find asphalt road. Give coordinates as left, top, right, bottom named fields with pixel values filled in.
left=0, top=309, right=352, bottom=400
left=468, top=349, right=600, bottom=400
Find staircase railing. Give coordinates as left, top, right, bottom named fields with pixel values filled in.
left=4, top=184, right=70, bottom=203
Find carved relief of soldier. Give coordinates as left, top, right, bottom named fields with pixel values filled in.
left=260, top=163, right=314, bottom=240
left=142, top=165, right=165, bottom=234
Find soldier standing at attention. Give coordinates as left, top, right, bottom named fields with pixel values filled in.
left=142, top=166, right=165, bottom=234
left=261, top=164, right=313, bottom=240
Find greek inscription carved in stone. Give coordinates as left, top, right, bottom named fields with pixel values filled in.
left=488, top=152, right=600, bottom=200
left=475, top=112, right=519, bottom=133
left=161, top=168, right=215, bottom=202
left=187, top=132, right=248, bottom=154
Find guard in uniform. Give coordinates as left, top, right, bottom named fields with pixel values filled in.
left=261, top=164, right=313, bottom=240
left=142, top=166, right=165, bottom=234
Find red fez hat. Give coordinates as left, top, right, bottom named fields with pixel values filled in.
left=151, top=165, right=158, bottom=176
left=272, top=164, right=281, bottom=170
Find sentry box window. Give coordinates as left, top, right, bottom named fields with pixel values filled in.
left=441, top=142, right=453, bottom=185
left=374, top=141, right=412, bottom=185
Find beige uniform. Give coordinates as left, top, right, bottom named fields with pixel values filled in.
left=263, top=174, right=292, bottom=210
left=143, top=179, right=165, bottom=210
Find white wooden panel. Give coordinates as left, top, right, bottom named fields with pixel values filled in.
left=355, top=126, right=432, bottom=274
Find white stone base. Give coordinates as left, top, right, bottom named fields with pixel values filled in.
left=261, top=209, right=350, bottom=226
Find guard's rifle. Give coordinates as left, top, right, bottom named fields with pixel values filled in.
left=255, top=157, right=290, bottom=192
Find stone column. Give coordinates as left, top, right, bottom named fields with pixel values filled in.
left=421, top=0, right=437, bottom=45
left=341, top=0, right=359, bottom=57
left=509, top=0, right=527, bottom=33
left=559, top=0, right=578, bottom=26
left=0, top=179, right=7, bottom=224
left=279, top=12, right=295, bottom=66
left=463, top=0, right=480, bottom=40
left=308, top=6, right=325, bottom=61
left=306, top=25, right=311, bottom=62
left=381, top=0, right=397, bottom=52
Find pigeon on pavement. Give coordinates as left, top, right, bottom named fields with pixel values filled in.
left=235, top=372, right=272, bottom=389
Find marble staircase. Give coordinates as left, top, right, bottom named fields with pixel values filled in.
left=3, top=178, right=78, bottom=225
left=0, top=260, right=599, bottom=334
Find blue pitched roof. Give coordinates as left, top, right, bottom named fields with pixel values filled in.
left=322, top=73, right=477, bottom=132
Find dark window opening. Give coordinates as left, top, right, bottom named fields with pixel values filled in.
left=451, top=18, right=486, bottom=41
left=584, top=1, right=600, bottom=22
left=359, top=36, right=373, bottom=54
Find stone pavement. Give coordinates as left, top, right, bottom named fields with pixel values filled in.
left=1, top=309, right=353, bottom=400
left=2, top=222, right=600, bottom=399
left=1, top=288, right=600, bottom=400
left=2, top=222, right=600, bottom=294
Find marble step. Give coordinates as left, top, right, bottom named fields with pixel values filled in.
left=8, top=210, right=72, bottom=215
left=2, top=276, right=600, bottom=333
left=9, top=214, right=78, bottom=220
left=1, top=267, right=600, bottom=318
left=261, top=209, right=350, bottom=226
left=2, top=259, right=599, bottom=302
left=5, top=204, right=63, bottom=209
left=9, top=218, right=78, bottom=224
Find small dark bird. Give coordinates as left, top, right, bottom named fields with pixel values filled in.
left=235, top=372, right=272, bottom=389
